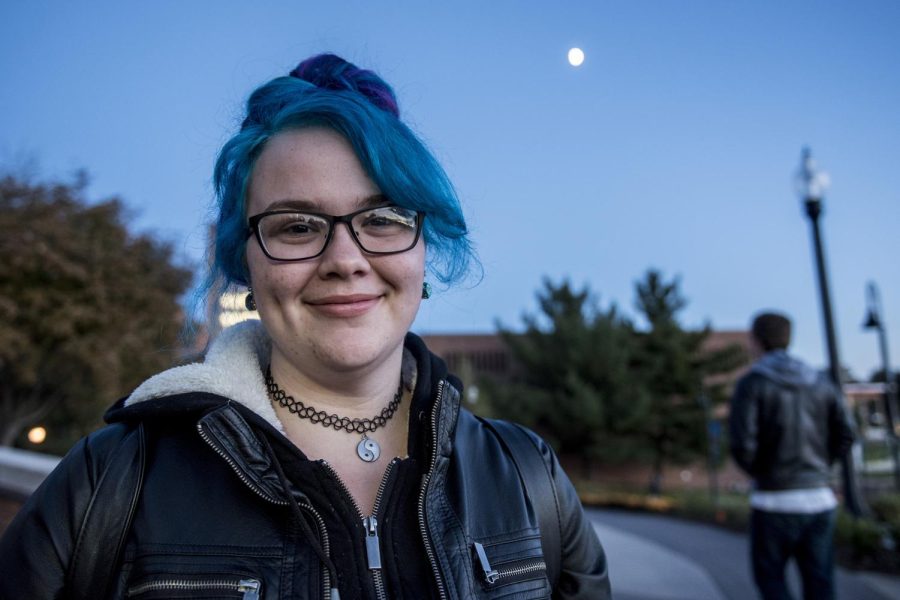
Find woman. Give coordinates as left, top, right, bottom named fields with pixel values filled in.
left=0, top=54, right=609, bottom=599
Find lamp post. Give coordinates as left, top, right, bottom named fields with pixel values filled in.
left=862, top=281, right=900, bottom=490
left=794, top=147, right=867, bottom=516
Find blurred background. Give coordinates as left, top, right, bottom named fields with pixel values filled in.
left=2, top=0, right=899, bottom=576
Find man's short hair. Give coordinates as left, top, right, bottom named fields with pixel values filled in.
left=751, top=312, right=792, bottom=351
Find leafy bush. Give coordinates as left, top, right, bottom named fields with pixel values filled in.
left=833, top=509, right=899, bottom=571
left=575, top=482, right=900, bottom=573
left=869, top=493, right=900, bottom=551
left=870, top=493, right=900, bottom=525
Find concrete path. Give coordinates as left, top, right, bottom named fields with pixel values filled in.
left=593, top=520, right=726, bottom=600
left=587, top=508, right=900, bottom=600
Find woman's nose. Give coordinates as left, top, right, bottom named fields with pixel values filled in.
left=316, top=221, right=370, bottom=277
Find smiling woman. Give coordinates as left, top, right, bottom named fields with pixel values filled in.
left=0, top=53, right=610, bottom=599
left=244, top=128, right=427, bottom=396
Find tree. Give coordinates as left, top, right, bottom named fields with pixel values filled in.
left=631, top=270, right=745, bottom=493
left=870, top=369, right=900, bottom=385
left=489, top=279, right=649, bottom=474
left=0, top=173, right=193, bottom=452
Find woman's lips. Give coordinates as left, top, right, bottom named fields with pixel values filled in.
left=306, top=294, right=381, bottom=317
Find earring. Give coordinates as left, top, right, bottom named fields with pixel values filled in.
left=245, top=287, right=257, bottom=311
left=421, top=281, right=432, bottom=300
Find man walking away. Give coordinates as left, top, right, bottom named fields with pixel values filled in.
left=730, top=311, right=855, bottom=600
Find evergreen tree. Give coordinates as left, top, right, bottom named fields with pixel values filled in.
left=489, top=279, right=648, bottom=474
left=632, top=270, right=745, bottom=492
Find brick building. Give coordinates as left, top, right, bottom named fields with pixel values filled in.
left=419, top=329, right=753, bottom=389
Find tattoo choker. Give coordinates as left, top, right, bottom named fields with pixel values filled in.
left=264, top=366, right=403, bottom=463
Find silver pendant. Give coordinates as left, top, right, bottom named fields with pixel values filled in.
left=357, top=435, right=381, bottom=462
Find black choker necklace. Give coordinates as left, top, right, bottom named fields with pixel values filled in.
left=264, top=366, right=404, bottom=463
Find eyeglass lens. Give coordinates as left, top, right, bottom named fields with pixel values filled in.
left=258, top=206, right=419, bottom=260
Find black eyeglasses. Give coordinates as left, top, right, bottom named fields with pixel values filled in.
left=247, top=204, right=424, bottom=261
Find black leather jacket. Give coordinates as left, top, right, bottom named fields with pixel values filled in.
left=0, top=324, right=609, bottom=599
left=729, top=350, right=855, bottom=491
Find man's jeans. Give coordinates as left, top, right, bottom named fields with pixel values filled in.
left=750, top=508, right=836, bottom=600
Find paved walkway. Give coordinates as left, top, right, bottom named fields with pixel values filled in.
left=588, top=508, right=900, bottom=600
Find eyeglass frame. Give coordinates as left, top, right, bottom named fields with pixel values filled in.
left=246, top=204, right=425, bottom=262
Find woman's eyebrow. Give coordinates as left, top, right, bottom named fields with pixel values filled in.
left=262, top=198, right=317, bottom=211
left=358, top=194, right=390, bottom=208
left=263, top=194, right=389, bottom=213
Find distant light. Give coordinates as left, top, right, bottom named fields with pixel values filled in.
left=28, top=426, right=47, bottom=444
left=466, top=385, right=480, bottom=404
left=217, top=290, right=260, bottom=328
left=568, top=47, right=585, bottom=67
left=218, top=311, right=260, bottom=328
left=794, top=147, right=830, bottom=202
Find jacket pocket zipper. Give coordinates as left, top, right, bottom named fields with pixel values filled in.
left=127, top=577, right=260, bottom=598
left=474, top=542, right=547, bottom=588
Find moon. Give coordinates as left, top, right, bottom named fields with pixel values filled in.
left=568, top=47, right=585, bottom=67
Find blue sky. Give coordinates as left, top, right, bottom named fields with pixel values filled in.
left=2, top=1, right=898, bottom=379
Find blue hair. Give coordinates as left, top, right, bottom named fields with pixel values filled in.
left=208, top=54, right=476, bottom=294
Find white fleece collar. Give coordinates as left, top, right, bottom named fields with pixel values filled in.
left=126, top=320, right=285, bottom=433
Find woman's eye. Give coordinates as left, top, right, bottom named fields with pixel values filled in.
left=282, top=222, right=314, bottom=234
left=365, top=215, right=393, bottom=227
left=265, top=215, right=325, bottom=240
left=360, top=209, right=415, bottom=230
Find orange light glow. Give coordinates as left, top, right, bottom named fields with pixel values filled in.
left=27, top=426, right=47, bottom=444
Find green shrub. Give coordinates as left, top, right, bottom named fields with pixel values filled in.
left=870, top=493, right=900, bottom=550
left=870, top=493, right=900, bottom=525
left=833, top=510, right=900, bottom=571
left=835, top=511, right=883, bottom=557
left=575, top=481, right=900, bottom=573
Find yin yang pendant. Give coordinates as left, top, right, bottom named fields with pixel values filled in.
left=356, top=434, right=381, bottom=463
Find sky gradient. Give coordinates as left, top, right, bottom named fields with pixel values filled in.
left=2, top=1, right=898, bottom=379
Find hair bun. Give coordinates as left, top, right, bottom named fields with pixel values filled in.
left=289, top=53, right=399, bottom=117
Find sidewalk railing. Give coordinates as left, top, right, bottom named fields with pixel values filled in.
left=0, top=447, right=60, bottom=500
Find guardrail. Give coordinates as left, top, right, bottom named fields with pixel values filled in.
left=0, top=447, right=61, bottom=500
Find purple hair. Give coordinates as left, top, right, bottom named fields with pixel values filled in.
left=289, top=54, right=400, bottom=118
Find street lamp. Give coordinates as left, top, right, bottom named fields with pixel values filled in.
left=862, top=281, right=900, bottom=490
left=794, top=147, right=867, bottom=516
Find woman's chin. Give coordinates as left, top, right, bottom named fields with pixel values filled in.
left=297, top=336, right=404, bottom=377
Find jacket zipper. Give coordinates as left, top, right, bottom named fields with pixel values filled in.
left=473, top=541, right=547, bottom=587
left=197, top=423, right=288, bottom=506
left=418, top=380, right=449, bottom=600
left=197, top=423, right=333, bottom=599
left=128, top=577, right=260, bottom=598
left=320, top=458, right=397, bottom=600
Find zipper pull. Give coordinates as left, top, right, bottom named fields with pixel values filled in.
left=474, top=542, right=499, bottom=585
left=238, top=579, right=261, bottom=600
left=363, top=515, right=382, bottom=570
